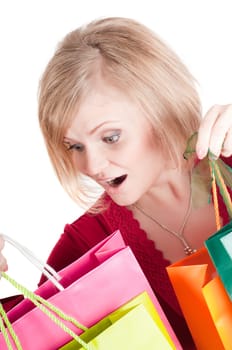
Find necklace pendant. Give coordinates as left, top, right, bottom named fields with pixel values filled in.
left=184, top=246, right=197, bottom=256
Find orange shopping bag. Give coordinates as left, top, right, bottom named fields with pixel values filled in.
left=167, top=247, right=232, bottom=350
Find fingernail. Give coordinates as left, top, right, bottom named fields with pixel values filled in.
left=196, top=148, right=205, bottom=159
left=0, top=262, right=8, bottom=272
left=222, top=150, right=231, bottom=157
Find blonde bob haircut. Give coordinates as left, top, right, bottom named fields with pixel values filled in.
left=38, top=16, right=202, bottom=209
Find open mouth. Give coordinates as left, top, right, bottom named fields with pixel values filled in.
left=106, top=175, right=127, bottom=187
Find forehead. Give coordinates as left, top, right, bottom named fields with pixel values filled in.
left=65, top=81, right=150, bottom=138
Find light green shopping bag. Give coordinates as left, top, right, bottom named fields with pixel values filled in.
left=59, top=291, right=177, bottom=350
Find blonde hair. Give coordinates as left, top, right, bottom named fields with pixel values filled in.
left=38, top=16, right=202, bottom=209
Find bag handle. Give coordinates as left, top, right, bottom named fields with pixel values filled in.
left=0, top=233, right=64, bottom=291
left=209, top=158, right=232, bottom=230
left=183, top=132, right=232, bottom=228
left=0, top=272, right=92, bottom=350
left=0, top=302, right=23, bottom=350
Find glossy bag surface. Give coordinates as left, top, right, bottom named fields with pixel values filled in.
left=60, top=292, right=176, bottom=350
left=0, top=230, right=181, bottom=349
left=167, top=247, right=232, bottom=350
left=205, top=221, right=232, bottom=299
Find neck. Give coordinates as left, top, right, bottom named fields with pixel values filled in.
left=131, top=168, right=197, bottom=256
left=136, top=167, right=192, bottom=211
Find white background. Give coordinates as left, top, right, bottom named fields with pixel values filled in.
left=0, top=0, right=231, bottom=297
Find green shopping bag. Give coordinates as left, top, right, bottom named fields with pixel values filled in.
left=205, top=221, right=232, bottom=300
left=59, top=292, right=176, bottom=350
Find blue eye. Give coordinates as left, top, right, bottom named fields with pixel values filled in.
left=103, top=133, right=120, bottom=144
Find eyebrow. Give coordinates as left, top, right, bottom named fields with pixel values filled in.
left=88, top=120, right=119, bottom=135
left=64, top=120, right=120, bottom=142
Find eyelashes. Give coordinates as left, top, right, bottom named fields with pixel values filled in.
left=64, top=142, right=84, bottom=152
left=63, top=130, right=121, bottom=152
left=103, top=132, right=121, bottom=144
left=65, top=143, right=85, bottom=152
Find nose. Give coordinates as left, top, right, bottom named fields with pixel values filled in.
left=83, top=150, right=108, bottom=178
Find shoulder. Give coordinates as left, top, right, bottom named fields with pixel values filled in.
left=64, top=209, right=111, bottom=248
left=221, top=155, right=232, bottom=166
left=40, top=194, right=134, bottom=285
left=60, top=194, right=128, bottom=251
left=39, top=197, right=120, bottom=284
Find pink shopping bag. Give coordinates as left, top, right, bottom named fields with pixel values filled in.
left=0, top=230, right=181, bottom=349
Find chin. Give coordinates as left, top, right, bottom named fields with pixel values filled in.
left=109, top=194, right=138, bottom=207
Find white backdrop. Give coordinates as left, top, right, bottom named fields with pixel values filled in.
left=0, top=0, right=232, bottom=297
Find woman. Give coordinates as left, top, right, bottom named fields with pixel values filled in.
left=1, top=17, right=232, bottom=348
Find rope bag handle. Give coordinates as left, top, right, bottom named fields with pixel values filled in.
left=209, top=159, right=232, bottom=230
left=183, top=132, right=232, bottom=227
left=0, top=271, right=92, bottom=350
left=0, top=233, right=64, bottom=291
left=0, top=236, right=93, bottom=349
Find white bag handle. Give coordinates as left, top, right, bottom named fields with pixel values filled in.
left=0, top=235, right=92, bottom=349
left=0, top=233, right=64, bottom=291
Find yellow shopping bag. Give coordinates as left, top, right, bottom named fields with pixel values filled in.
left=59, top=291, right=179, bottom=350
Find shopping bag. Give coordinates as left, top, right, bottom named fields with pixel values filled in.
left=0, top=276, right=91, bottom=350
left=166, top=247, right=232, bottom=350
left=0, top=230, right=181, bottom=349
left=175, top=134, right=232, bottom=349
left=205, top=221, right=232, bottom=300
left=59, top=291, right=175, bottom=350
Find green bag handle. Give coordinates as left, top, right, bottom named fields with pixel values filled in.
left=0, top=302, right=22, bottom=350
left=0, top=271, right=94, bottom=350
left=209, top=159, right=232, bottom=229
left=184, top=132, right=232, bottom=227
left=0, top=233, right=93, bottom=349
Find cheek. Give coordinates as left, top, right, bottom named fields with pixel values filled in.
left=70, top=152, right=84, bottom=172
left=125, top=140, right=155, bottom=170
left=137, top=138, right=164, bottom=174
left=138, top=135, right=156, bottom=161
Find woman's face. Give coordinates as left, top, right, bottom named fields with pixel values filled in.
left=64, top=81, right=167, bottom=206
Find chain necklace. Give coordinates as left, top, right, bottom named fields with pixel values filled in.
left=133, top=175, right=197, bottom=256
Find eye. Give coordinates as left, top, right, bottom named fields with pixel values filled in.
left=103, top=132, right=120, bottom=144
left=64, top=142, right=84, bottom=152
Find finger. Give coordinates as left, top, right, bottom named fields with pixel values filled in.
left=221, top=127, right=232, bottom=157
left=208, top=105, right=232, bottom=158
left=0, top=237, right=5, bottom=250
left=0, top=255, right=8, bottom=272
left=196, top=104, right=225, bottom=159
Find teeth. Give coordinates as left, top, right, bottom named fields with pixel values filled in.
left=106, top=179, right=115, bottom=185
left=105, top=175, right=126, bottom=186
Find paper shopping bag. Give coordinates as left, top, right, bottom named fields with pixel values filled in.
left=0, top=279, right=90, bottom=350
left=59, top=292, right=175, bottom=350
left=167, top=247, right=232, bottom=350
left=0, top=230, right=181, bottom=349
left=205, top=220, right=232, bottom=299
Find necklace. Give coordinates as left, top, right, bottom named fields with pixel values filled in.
left=133, top=175, right=197, bottom=256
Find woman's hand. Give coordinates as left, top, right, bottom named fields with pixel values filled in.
left=0, top=236, right=8, bottom=272
left=196, top=104, right=232, bottom=159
